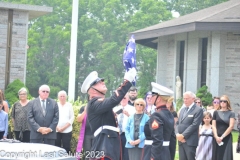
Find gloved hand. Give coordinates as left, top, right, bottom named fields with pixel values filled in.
left=124, top=68, right=136, bottom=82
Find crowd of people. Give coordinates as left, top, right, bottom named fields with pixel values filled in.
left=0, top=68, right=240, bottom=160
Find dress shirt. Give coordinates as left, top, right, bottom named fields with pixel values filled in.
left=0, top=110, right=8, bottom=137
left=113, top=104, right=135, bottom=132
left=39, top=98, right=46, bottom=108
left=57, top=102, right=74, bottom=133
left=146, top=105, right=156, bottom=114
left=186, top=102, right=195, bottom=112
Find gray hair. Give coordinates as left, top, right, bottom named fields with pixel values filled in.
left=58, top=90, right=67, bottom=97
left=18, top=87, right=28, bottom=95
left=183, top=91, right=196, bottom=98
left=39, top=84, right=50, bottom=92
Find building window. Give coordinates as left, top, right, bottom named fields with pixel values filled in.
left=200, top=38, right=208, bottom=87
left=179, top=41, right=185, bottom=92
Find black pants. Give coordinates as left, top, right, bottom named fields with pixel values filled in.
left=179, top=143, right=197, bottom=160
left=55, top=132, right=72, bottom=154
left=120, top=132, right=129, bottom=160
left=0, top=131, right=5, bottom=139
left=14, top=131, right=30, bottom=142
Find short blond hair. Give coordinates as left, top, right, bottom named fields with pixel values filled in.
left=134, top=98, right=146, bottom=111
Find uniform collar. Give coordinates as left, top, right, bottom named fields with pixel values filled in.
left=156, top=105, right=167, bottom=111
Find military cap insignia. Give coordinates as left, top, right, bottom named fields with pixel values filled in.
left=151, top=120, right=159, bottom=129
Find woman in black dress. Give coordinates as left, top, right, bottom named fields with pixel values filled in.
left=212, top=95, right=235, bottom=160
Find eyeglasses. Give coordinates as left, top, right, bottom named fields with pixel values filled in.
left=220, top=100, right=228, bottom=103
left=195, top=102, right=201, bottom=104
left=42, top=90, right=50, bottom=93
left=135, top=103, right=144, bottom=106
left=213, top=101, right=220, bottom=104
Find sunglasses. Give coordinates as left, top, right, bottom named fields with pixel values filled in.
left=135, top=103, right=144, bottom=106
left=220, top=100, right=228, bottom=103
left=213, top=101, right=219, bottom=104
left=42, top=90, right=50, bottom=93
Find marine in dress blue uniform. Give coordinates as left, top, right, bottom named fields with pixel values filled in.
left=81, top=69, right=136, bottom=160
left=142, top=82, right=175, bottom=160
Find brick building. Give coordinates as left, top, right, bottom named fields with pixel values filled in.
left=131, top=0, right=240, bottom=114
left=0, top=2, right=52, bottom=90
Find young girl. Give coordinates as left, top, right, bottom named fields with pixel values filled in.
left=196, top=112, right=213, bottom=160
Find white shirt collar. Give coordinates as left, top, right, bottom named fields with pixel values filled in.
left=187, top=102, right=195, bottom=111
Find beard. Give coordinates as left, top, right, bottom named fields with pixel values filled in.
left=129, top=96, right=137, bottom=101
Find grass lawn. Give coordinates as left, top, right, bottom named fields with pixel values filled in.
left=232, top=130, right=239, bottom=143
left=174, top=131, right=239, bottom=160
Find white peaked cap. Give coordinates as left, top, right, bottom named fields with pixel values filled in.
left=151, top=82, right=174, bottom=96
left=81, top=71, right=103, bottom=93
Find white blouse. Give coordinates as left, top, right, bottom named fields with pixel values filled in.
left=57, top=102, right=74, bottom=133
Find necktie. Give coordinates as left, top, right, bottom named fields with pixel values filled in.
left=118, top=112, right=124, bottom=134
left=41, top=100, right=46, bottom=116
left=182, top=107, right=188, bottom=120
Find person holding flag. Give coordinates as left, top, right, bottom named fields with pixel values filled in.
left=81, top=68, right=136, bottom=160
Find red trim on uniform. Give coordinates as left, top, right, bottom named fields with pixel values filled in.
left=141, top=148, right=144, bottom=160
left=155, top=105, right=168, bottom=111
left=117, top=80, right=128, bottom=90
left=115, top=90, right=119, bottom=97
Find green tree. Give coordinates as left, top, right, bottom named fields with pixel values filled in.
left=3, top=0, right=171, bottom=101
left=3, top=0, right=72, bottom=98
left=75, top=0, right=172, bottom=99
left=164, top=0, right=228, bottom=16
left=196, top=85, right=213, bottom=106
left=5, top=79, right=32, bottom=106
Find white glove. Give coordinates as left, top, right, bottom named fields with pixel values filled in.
left=124, top=68, right=136, bottom=82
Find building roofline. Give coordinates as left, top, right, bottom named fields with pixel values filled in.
left=0, top=2, right=53, bottom=20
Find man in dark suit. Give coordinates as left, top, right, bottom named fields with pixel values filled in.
left=177, top=91, right=203, bottom=160
left=28, top=84, right=59, bottom=145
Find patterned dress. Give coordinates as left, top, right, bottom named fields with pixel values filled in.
left=196, top=126, right=213, bottom=160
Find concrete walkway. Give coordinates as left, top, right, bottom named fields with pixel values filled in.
left=233, top=142, right=240, bottom=160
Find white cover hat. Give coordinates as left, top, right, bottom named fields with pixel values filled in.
left=151, top=82, right=174, bottom=96
left=81, top=71, right=104, bottom=93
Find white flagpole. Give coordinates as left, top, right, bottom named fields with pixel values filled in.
left=68, top=0, right=79, bottom=102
